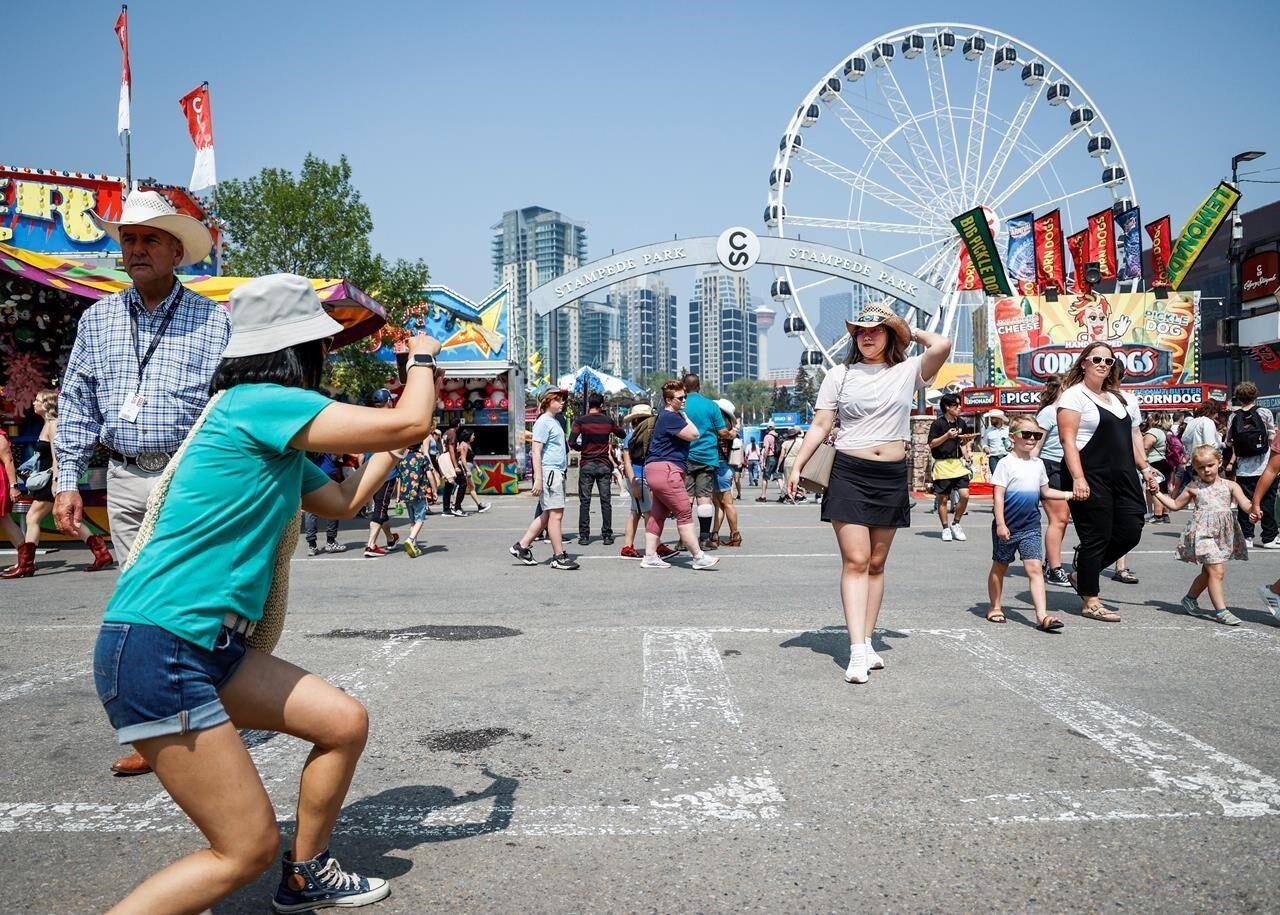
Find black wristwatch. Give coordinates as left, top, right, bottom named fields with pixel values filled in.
left=407, top=353, right=437, bottom=370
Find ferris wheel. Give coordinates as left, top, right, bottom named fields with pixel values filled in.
left=766, top=23, right=1139, bottom=367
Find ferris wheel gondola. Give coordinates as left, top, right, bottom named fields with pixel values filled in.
left=766, top=23, right=1139, bottom=367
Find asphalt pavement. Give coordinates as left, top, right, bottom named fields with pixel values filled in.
left=2, top=492, right=1278, bottom=913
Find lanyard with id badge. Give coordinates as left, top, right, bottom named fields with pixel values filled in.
left=120, top=292, right=180, bottom=423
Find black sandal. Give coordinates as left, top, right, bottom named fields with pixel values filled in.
left=986, top=609, right=1007, bottom=624
left=1114, top=568, right=1139, bottom=584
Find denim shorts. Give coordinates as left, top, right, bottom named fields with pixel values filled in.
left=991, top=524, right=1044, bottom=564
left=405, top=498, right=429, bottom=522
left=716, top=464, right=734, bottom=493
left=94, top=622, right=248, bottom=745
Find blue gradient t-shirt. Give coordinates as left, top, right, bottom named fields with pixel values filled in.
left=990, top=454, right=1048, bottom=532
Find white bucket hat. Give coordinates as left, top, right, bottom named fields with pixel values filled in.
left=92, top=190, right=214, bottom=267
left=223, top=273, right=344, bottom=357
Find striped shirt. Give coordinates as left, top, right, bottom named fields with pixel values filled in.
left=54, top=281, right=230, bottom=493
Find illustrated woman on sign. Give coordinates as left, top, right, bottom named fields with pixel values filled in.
left=1068, top=294, right=1131, bottom=345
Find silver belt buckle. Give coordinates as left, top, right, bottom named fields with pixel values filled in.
left=135, top=451, right=170, bottom=472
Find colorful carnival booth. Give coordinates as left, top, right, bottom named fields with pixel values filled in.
left=1, top=165, right=387, bottom=538
left=388, top=284, right=521, bottom=495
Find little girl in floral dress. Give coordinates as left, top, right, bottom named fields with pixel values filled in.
left=1152, top=445, right=1251, bottom=625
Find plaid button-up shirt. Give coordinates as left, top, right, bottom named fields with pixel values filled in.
left=54, top=280, right=230, bottom=493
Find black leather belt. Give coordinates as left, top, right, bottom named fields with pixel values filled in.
left=107, top=450, right=172, bottom=472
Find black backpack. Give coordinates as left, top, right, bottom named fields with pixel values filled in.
left=1231, top=407, right=1268, bottom=458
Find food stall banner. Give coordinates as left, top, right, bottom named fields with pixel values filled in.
left=1006, top=212, right=1037, bottom=296
left=1168, top=181, right=1240, bottom=290
left=957, top=246, right=981, bottom=291
left=951, top=206, right=1011, bottom=296
left=1086, top=208, right=1117, bottom=281
left=1066, top=229, right=1090, bottom=294
left=1116, top=206, right=1142, bottom=282
left=987, top=290, right=1200, bottom=387
left=1146, top=215, right=1173, bottom=288
left=401, top=284, right=510, bottom=363
left=1033, top=209, right=1065, bottom=293
left=962, top=383, right=1226, bottom=413
left=178, top=83, right=217, bottom=192
left=0, top=166, right=218, bottom=275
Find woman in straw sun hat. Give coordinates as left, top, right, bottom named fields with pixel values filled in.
left=787, top=300, right=951, bottom=684
left=92, top=273, right=443, bottom=913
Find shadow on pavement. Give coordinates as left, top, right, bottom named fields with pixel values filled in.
left=780, top=625, right=908, bottom=668
left=962, top=601, right=1063, bottom=633
left=213, top=769, right=518, bottom=914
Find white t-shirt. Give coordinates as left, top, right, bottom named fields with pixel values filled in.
left=1181, top=415, right=1222, bottom=452
left=816, top=355, right=926, bottom=451
left=990, top=454, right=1049, bottom=532
left=1056, top=384, right=1141, bottom=451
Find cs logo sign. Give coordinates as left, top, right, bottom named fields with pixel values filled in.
left=716, top=226, right=760, bottom=273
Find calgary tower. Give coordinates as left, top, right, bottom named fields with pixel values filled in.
left=753, top=303, right=776, bottom=380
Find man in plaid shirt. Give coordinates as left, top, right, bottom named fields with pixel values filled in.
left=53, top=190, right=227, bottom=777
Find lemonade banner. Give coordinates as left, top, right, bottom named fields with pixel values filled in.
left=1168, top=181, right=1240, bottom=290
left=987, top=291, right=1200, bottom=387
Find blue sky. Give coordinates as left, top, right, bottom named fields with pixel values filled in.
left=10, top=0, right=1280, bottom=369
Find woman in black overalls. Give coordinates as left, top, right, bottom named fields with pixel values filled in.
left=1058, top=343, right=1161, bottom=621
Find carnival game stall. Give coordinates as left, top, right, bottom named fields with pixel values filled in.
left=389, top=284, right=520, bottom=495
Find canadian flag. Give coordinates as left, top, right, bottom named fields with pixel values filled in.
left=115, top=6, right=130, bottom=138
left=179, top=82, right=217, bottom=191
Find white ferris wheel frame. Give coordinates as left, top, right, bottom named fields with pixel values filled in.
left=768, top=22, right=1140, bottom=367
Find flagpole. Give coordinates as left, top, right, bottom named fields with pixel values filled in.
left=118, top=4, right=131, bottom=189
left=124, top=129, right=132, bottom=190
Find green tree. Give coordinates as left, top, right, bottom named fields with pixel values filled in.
left=792, top=362, right=818, bottom=418
left=214, top=153, right=380, bottom=288
left=725, top=378, right=772, bottom=424
left=771, top=384, right=791, bottom=414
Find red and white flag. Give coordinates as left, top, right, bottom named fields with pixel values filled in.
left=179, top=82, right=217, bottom=191
left=115, top=6, right=130, bottom=138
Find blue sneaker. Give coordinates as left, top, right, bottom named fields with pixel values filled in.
left=272, top=849, right=389, bottom=912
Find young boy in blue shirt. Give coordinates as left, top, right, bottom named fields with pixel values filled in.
left=988, top=415, right=1076, bottom=631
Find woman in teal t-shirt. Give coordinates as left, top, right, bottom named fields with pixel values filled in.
left=93, top=274, right=443, bottom=914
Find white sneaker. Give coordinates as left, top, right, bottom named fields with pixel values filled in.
left=641, top=555, right=671, bottom=569
left=844, top=645, right=869, bottom=684
left=1246, top=538, right=1255, bottom=549
left=951, top=524, right=967, bottom=542
left=941, top=526, right=953, bottom=542
left=865, top=637, right=884, bottom=670
left=1259, top=585, right=1280, bottom=619
left=1261, top=539, right=1280, bottom=549
left=691, top=553, right=720, bottom=570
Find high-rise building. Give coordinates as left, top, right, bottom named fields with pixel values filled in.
left=491, top=206, right=587, bottom=373
left=606, top=274, right=678, bottom=381
left=578, top=299, right=623, bottom=376
left=689, top=267, right=757, bottom=390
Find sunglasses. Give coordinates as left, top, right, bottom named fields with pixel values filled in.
left=1016, top=430, right=1045, bottom=441
left=1088, top=355, right=1115, bottom=367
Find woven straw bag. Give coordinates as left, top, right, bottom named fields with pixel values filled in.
left=122, top=390, right=300, bottom=654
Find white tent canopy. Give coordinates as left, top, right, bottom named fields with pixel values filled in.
left=555, top=366, right=645, bottom=397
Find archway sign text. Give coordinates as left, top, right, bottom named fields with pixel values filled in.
left=530, top=227, right=943, bottom=318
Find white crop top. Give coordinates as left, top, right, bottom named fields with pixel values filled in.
left=1056, top=384, right=1141, bottom=451
left=815, top=355, right=926, bottom=451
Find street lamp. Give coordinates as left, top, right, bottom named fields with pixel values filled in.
left=1228, top=150, right=1266, bottom=393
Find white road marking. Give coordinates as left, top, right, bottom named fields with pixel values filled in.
left=935, top=630, right=1280, bottom=821
left=0, top=657, right=92, bottom=704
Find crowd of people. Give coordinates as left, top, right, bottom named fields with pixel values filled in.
left=4, top=189, right=1279, bottom=913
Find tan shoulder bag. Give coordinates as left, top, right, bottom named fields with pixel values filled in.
left=799, top=366, right=849, bottom=494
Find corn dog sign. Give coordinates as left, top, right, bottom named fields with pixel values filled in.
left=987, top=291, right=1200, bottom=387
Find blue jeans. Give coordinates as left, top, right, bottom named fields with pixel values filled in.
left=94, top=622, right=248, bottom=745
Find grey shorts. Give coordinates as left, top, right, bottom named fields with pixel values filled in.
left=538, top=468, right=566, bottom=512
left=685, top=462, right=718, bottom=499
left=631, top=477, right=652, bottom=514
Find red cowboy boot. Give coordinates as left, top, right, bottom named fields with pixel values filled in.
left=0, top=543, right=35, bottom=579
left=84, top=535, right=114, bottom=572
left=110, top=750, right=152, bottom=777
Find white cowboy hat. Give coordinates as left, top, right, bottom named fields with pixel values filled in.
left=845, top=300, right=912, bottom=346
left=625, top=403, right=655, bottom=423
left=223, top=273, right=344, bottom=357
left=716, top=398, right=737, bottom=419
left=92, top=190, right=214, bottom=267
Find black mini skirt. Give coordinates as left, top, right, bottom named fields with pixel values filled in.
left=820, top=453, right=911, bottom=528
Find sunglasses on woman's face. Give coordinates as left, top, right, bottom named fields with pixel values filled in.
left=1088, top=355, right=1115, bottom=366
left=1016, top=430, right=1045, bottom=441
